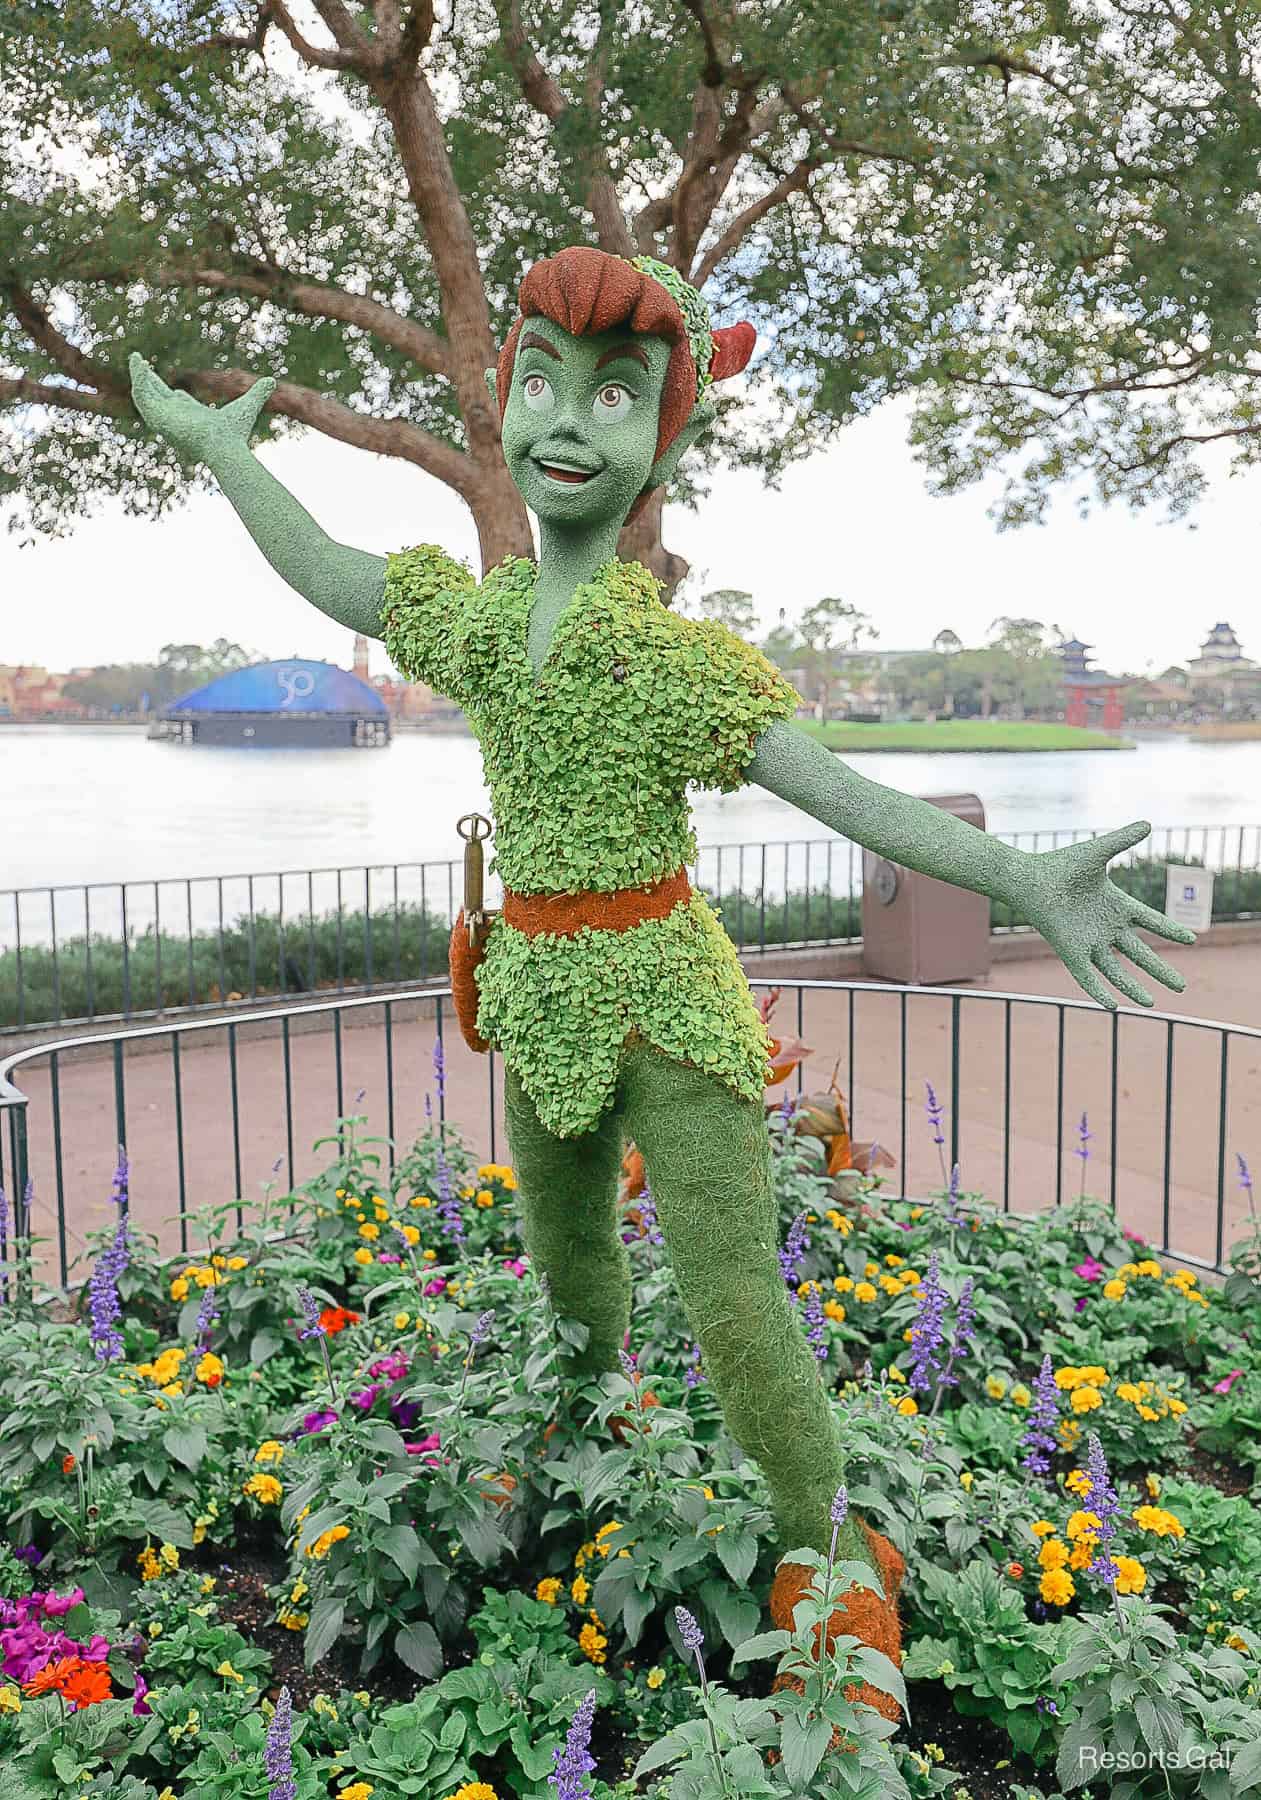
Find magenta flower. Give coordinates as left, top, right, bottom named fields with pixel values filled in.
left=1213, top=1369, right=1245, bottom=1395
left=503, top=1258, right=528, bottom=1278
left=1074, top=1258, right=1105, bottom=1282
left=423, top=1277, right=446, bottom=1296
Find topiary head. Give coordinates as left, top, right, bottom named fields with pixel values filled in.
left=487, top=246, right=755, bottom=530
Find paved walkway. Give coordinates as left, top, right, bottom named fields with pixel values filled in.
left=8, top=935, right=1259, bottom=1281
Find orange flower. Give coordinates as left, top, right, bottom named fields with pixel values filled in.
left=24, top=1656, right=112, bottom=1709
left=320, top=1306, right=361, bottom=1335
left=1007, top=1562, right=1025, bottom=1580
left=61, top=1454, right=76, bottom=1475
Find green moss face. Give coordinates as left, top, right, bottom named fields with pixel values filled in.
left=498, top=317, right=670, bottom=528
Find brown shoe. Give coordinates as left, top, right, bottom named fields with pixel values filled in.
left=768, top=1522, right=905, bottom=1728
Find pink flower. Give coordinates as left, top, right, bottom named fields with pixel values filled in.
left=404, top=1430, right=442, bottom=1465
left=503, top=1258, right=528, bottom=1278
left=423, top=1277, right=446, bottom=1297
left=1213, top=1369, right=1245, bottom=1395
left=41, top=1589, right=86, bottom=1618
left=1074, top=1259, right=1105, bottom=1282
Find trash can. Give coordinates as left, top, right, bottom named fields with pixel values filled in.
left=861, top=793, right=992, bottom=985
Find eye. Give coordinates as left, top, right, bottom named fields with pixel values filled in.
left=593, top=382, right=633, bottom=421
left=522, top=373, right=554, bottom=411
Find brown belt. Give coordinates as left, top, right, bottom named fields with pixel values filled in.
left=502, top=866, right=691, bottom=939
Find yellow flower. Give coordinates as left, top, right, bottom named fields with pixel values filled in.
left=411, top=1196, right=433, bottom=1209
left=1145, top=1473, right=1161, bottom=1498
left=170, top=1277, right=190, bottom=1301
left=893, top=1395, right=918, bottom=1416
left=373, top=1206, right=390, bottom=1223
left=243, top=1472, right=282, bottom=1505
left=400, top=1225, right=420, bottom=1246
left=1135, top=1259, right=1163, bottom=1278
left=161, top=1382, right=184, bottom=1399
left=227, top=1255, right=248, bottom=1270
left=574, top=1540, right=595, bottom=1569
left=254, top=1440, right=285, bottom=1465
left=358, top=1221, right=380, bottom=1241
left=353, top=1247, right=374, bottom=1265
left=571, top=1574, right=590, bottom=1604
left=1066, top=1510, right=1103, bottom=1542
left=309, top=1524, right=351, bottom=1560
left=159, top=1542, right=180, bottom=1571
left=475, top=1190, right=495, bottom=1208
left=195, top=1352, right=225, bottom=1387
left=1010, top=1384, right=1031, bottom=1407
left=885, top=1253, right=905, bottom=1268
left=985, top=1375, right=1008, bottom=1401
left=0, top=1686, right=22, bottom=1715
left=864, top=1261, right=880, bottom=1277
left=1038, top=1538, right=1070, bottom=1570
left=823, top=1300, right=846, bottom=1323
left=440, top=1786, right=499, bottom=1800
left=1113, top=1556, right=1146, bottom=1595
left=1225, top=1634, right=1249, bottom=1652
left=394, top=1311, right=412, bottom=1330
left=1071, top=1386, right=1103, bottom=1414
left=137, top=1546, right=162, bottom=1582
left=422, top=1247, right=436, bottom=1260
left=1054, top=1366, right=1081, bottom=1390
left=853, top=1282, right=877, bottom=1304
left=1103, top=1279, right=1128, bottom=1301
left=338, top=1786, right=375, bottom=1800
left=1132, top=1505, right=1186, bottom=1539
left=217, top=1660, right=244, bottom=1683
left=579, top=1618, right=608, bottom=1665
left=647, top=1666, right=666, bottom=1688
left=535, top=1578, right=562, bottom=1605
left=1065, top=1469, right=1091, bottom=1498
left=959, top=1472, right=974, bottom=1492
left=887, top=1365, right=906, bottom=1384
left=879, top=1275, right=902, bottom=1296
left=833, top=1276, right=854, bottom=1294
left=1040, top=1568, right=1075, bottom=1607
left=595, top=1521, right=624, bottom=1553
left=1030, top=1520, right=1055, bottom=1537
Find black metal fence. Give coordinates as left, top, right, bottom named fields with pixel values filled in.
left=2, top=979, right=1257, bottom=1295
left=3, top=823, right=1259, bottom=1034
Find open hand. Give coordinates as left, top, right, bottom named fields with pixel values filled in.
left=129, top=353, right=275, bottom=462
left=1013, top=821, right=1195, bottom=1010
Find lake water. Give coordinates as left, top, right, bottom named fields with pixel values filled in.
left=2, top=724, right=1260, bottom=946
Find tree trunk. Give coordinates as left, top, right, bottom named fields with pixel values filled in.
left=466, top=456, right=535, bottom=570
left=617, top=490, right=689, bottom=598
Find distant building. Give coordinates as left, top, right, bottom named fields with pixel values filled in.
left=1187, top=622, right=1257, bottom=686
left=0, top=665, right=87, bottom=720
left=150, top=660, right=390, bottom=748
left=1055, top=637, right=1128, bottom=732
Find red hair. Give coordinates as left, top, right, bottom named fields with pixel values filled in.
left=495, top=246, right=755, bottom=465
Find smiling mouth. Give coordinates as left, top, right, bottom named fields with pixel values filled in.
left=534, top=458, right=599, bottom=484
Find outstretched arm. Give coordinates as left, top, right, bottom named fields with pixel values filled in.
left=746, top=719, right=1195, bottom=1010
left=129, top=356, right=386, bottom=639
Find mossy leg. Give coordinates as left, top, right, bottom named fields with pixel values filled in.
left=503, top=1064, right=630, bottom=1376
left=617, top=1042, right=863, bottom=1560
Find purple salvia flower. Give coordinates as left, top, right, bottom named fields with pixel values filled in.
left=908, top=1249, right=948, bottom=1392
left=296, top=1286, right=325, bottom=1341
left=353, top=1088, right=367, bottom=1108
left=637, top=1179, right=664, bottom=1248
left=830, top=1485, right=849, bottom=1528
left=618, top=1347, right=638, bottom=1381
left=110, top=1147, right=129, bottom=1213
left=943, top=1161, right=965, bottom=1226
left=263, top=1685, right=296, bottom=1800
left=803, top=1284, right=827, bottom=1361
left=1239, top=1152, right=1257, bottom=1226
left=434, top=1146, right=464, bottom=1244
left=194, top=1285, right=220, bottom=1352
left=469, top=1308, right=494, bottom=1347
left=1075, top=1111, right=1092, bottom=1200
left=925, top=1080, right=948, bottom=1180
left=87, top=1219, right=130, bottom=1362
left=779, top=1093, right=797, bottom=1126
left=1020, top=1353, right=1061, bottom=1480
left=432, top=1037, right=446, bottom=1103
left=675, top=1605, right=704, bottom=1652
left=1081, top=1432, right=1122, bottom=1588
left=929, top=1276, right=977, bottom=1413
left=548, top=1687, right=597, bottom=1800
left=779, top=1210, right=809, bottom=1296
left=683, top=1341, right=704, bottom=1388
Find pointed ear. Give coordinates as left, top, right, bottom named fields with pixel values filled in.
left=646, top=392, right=715, bottom=489
left=484, top=367, right=499, bottom=412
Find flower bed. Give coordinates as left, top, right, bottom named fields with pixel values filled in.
left=2, top=1090, right=1261, bottom=1800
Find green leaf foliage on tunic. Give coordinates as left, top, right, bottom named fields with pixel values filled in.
left=382, top=549, right=801, bottom=1135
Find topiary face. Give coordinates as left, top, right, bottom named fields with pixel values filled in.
left=498, top=317, right=671, bottom=529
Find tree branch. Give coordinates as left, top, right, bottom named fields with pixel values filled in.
left=1, top=279, right=129, bottom=397
left=269, top=0, right=376, bottom=71
left=690, top=155, right=821, bottom=289
left=176, top=365, right=474, bottom=492
left=0, top=376, right=128, bottom=420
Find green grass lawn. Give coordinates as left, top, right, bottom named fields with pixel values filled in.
left=798, top=718, right=1132, bottom=752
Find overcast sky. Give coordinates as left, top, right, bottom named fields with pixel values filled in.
left=2, top=392, right=1256, bottom=679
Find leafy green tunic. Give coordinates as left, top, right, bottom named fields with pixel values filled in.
left=383, top=547, right=801, bottom=1137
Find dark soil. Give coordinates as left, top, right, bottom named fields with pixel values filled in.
left=906, top=1682, right=1040, bottom=1800
left=1186, top=1433, right=1254, bottom=1497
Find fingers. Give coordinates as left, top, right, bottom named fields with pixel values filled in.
left=1091, top=945, right=1154, bottom=1009
left=1060, top=950, right=1119, bottom=1011
left=1124, top=897, right=1197, bottom=946
left=128, top=351, right=171, bottom=398
left=1086, top=820, right=1151, bottom=864
left=1115, top=929, right=1186, bottom=993
left=221, top=376, right=276, bottom=435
